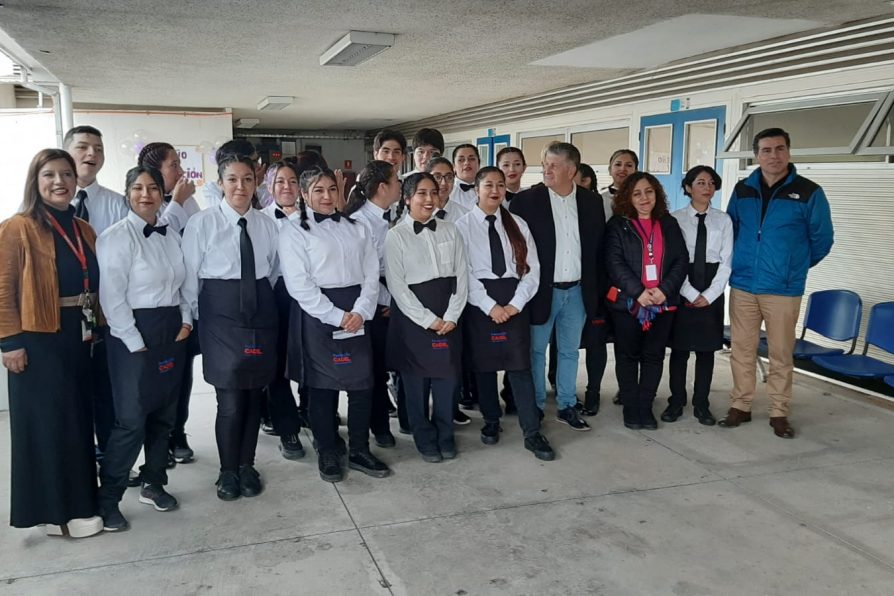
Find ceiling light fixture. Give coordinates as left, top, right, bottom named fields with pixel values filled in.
left=319, top=31, right=395, bottom=67
left=235, top=118, right=260, bottom=129
left=257, top=96, right=293, bottom=111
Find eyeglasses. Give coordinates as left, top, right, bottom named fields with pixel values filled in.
left=431, top=173, right=455, bottom=183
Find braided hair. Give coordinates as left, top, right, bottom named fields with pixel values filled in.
left=345, top=160, right=394, bottom=216
left=475, top=167, right=529, bottom=277
left=298, top=167, right=355, bottom=230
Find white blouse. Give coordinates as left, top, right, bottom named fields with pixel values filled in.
left=449, top=182, right=478, bottom=211
left=278, top=209, right=379, bottom=326
left=352, top=201, right=393, bottom=307
left=671, top=204, right=734, bottom=305
left=96, top=211, right=191, bottom=352
left=384, top=215, right=468, bottom=329
left=454, top=206, right=541, bottom=316
left=160, top=195, right=202, bottom=234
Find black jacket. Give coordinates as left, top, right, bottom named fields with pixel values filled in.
left=509, top=184, right=605, bottom=325
left=604, top=214, right=688, bottom=311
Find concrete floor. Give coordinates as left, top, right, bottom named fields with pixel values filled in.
left=2, top=353, right=894, bottom=596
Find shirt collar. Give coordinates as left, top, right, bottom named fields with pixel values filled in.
left=219, top=199, right=252, bottom=225
left=362, top=201, right=388, bottom=219
left=78, top=180, right=101, bottom=195
left=547, top=183, right=577, bottom=202
left=686, top=203, right=710, bottom=217
left=125, top=209, right=156, bottom=229
left=473, top=205, right=497, bottom=222
left=404, top=214, right=435, bottom=228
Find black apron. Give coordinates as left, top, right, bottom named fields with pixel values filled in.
left=463, top=277, right=530, bottom=373
left=106, top=307, right=187, bottom=415
left=287, top=285, right=374, bottom=391
left=199, top=278, right=278, bottom=389
left=670, top=262, right=724, bottom=352
left=387, top=276, right=462, bottom=379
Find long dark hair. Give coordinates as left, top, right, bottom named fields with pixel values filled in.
left=613, top=171, right=669, bottom=219
left=345, top=160, right=394, bottom=216
left=475, top=167, right=529, bottom=277
left=21, top=148, right=78, bottom=227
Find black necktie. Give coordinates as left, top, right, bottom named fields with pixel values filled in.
left=237, top=218, right=257, bottom=318
left=692, top=213, right=708, bottom=291
left=74, top=190, right=89, bottom=221
left=143, top=223, right=168, bottom=237
left=314, top=211, right=341, bottom=223
left=382, top=209, right=391, bottom=222
left=413, top=219, right=437, bottom=234
left=485, top=214, right=507, bottom=277
left=274, top=208, right=287, bottom=219
left=435, top=209, right=447, bottom=220
left=459, top=183, right=474, bottom=192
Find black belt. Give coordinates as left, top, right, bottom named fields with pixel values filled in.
left=552, top=280, right=580, bottom=290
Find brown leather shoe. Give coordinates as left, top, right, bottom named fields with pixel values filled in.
left=769, top=417, right=795, bottom=439
left=717, top=407, right=752, bottom=428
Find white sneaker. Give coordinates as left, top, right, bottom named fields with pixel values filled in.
left=43, top=524, right=64, bottom=536
left=66, top=516, right=104, bottom=538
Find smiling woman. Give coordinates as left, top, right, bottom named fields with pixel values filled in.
left=0, top=148, right=103, bottom=538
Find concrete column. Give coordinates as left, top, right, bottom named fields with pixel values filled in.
left=58, top=82, right=73, bottom=135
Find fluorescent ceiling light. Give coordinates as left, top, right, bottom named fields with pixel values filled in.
left=257, top=96, right=293, bottom=111
left=235, top=118, right=260, bottom=129
left=320, top=31, right=394, bottom=67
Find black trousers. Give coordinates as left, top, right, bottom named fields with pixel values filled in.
left=610, top=311, right=674, bottom=408
left=309, top=387, right=372, bottom=453
left=393, top=372, right=410, bottom=431
left=91, top=328, right=115, bottom=457
left=369, top=307, right=392, bottom=435
left=402, top=374, right=456, bottom=455
left=98, top=397, right=177, bottom=508
left=214, top=388, right=262, bottom=472
left=668, top=350, right=715, bottom=409
left=476, top=370, right=541, bottom=438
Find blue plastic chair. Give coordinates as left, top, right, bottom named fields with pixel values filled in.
left=813, top=302, right=894, bottom=378
left=791, top=290, right=863, bottom=359
left=723, top=325, right=768, bottom=383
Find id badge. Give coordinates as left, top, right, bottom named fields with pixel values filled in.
left=81, top=319, right=93, bottom=342
left=645, top=264, right=658, bottom=282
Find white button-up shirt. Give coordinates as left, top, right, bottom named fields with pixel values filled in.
left=74, top=181, right=129, bottom=235
left=671, top=204, right=734, bottom=304
left=353, top=201, right=393, bottom=307
left=96, top=211, right=191, bottom=352
left=454, top=206, right=540, bottom=316
left=449, top=181, right=478, bottom=211
left=548, top=184, right=582, bottom=283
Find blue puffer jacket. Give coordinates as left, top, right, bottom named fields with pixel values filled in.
left=726, top=165, right=834, bottom=296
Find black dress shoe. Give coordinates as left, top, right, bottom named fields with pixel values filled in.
left=238, top=464, right=263, bottom=497
left=660, top=405, right=683, bottom=423
left=640, top=407, right=658, bottom=430
left=216, top=471, right=241, bottom=501
left=348, top=449, right=392, bottom=478
left=374, top=431, right=396, bottom=448
left=318, top=451, right=344, bottom=483
left=623, top=406, right=642, bottom=430
left=480, top=421, right=501, bottom=445
left=694, top=407, right=716, bottom=426
left=524, top=432, right=556, bottom=461
left=280, top=433, right=306, bottom=460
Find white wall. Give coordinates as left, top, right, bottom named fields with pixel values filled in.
left=0, top=109, right=57, bottom=220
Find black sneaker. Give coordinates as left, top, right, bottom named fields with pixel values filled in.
left=556, top=407, right=591, bottom=431
left=139, top=483, right=178, bottom=512
left=260, top=419, right=277, bottom=436
left=312, top=436, right=347, bottom=457
left=480, top=421, right=501, bottom=445
left=318, top=451, right=344, bottom=483
left=453, top=409, right=471, bottom=426
left=458, top=397, right=477, bottom=411
left=99, top=504, right=129, bottom=532
left=374, top=431, right=396, bottom=448
left=170, top=433, right=195, bottom=463
left=440, top=447, right=458, bottom=460
left=280, top=433, right=306, bottom=460
left=348, top=449, right=392, bottom=478
left=524, top=432, right=556, bottom=461
left=216, top=471, right=241, bottom=501
left=239, top=464, right=263, bottom=497
left=420, top=451, right=442, bottom=463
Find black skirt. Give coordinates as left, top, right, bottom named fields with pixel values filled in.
left=463, top=277, right=530, bottom=373
left=106, top=306, right=187, bottom=416
left=287, top=285, right=374, bottom=391
left=670, top=262, right=724, bottom=352
left=387, top=277, right=462, bottom=379
left=198, top=279, right=278, bottom=390
left=8, top=307, right=97, bottom=527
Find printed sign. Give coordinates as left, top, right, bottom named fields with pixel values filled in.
left=174, top=145, right=206, bottom=187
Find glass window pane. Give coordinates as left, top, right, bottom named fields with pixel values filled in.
left=684, top=121, right=717, bottom=171
left=520, top=134, right=565, bottom=166
left=737, top=102, right=875, bottom=151
left=478, top=143, right=490, bottom=168
left=645, top=125, right=672, bottom=174
left=869, top=104, right=894, bottom=148
left=570, top=127, right=630, bottom=166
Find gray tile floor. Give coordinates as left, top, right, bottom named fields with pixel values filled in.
left=2, top=353, right=894, bottom=595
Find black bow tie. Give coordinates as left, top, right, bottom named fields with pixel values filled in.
left=163, top=194, right=173, bottom=203
left=383, top=209, right=391, bottom=222
left=413, top=219, right=437, bottom=234
left=459, top=183, right=474, bottom=192
left=435, top=209, right=447, bottom=220
left=274, top=208, right=287, bottom=219
left=505, top=190, right=516, bottom=202
left=608, top=187, right=617, bottom=195
left=314, top=211, right=341, bottom=223
left=143, top=223, right=168, bottom=237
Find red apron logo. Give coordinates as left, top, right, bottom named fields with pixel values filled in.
left=157, top=358, right=175, bottom=373
left=490, top=331, right=508, bottom=343
left=243, top=345, right=264, bottom=356
left=332, top=352, right=352, bottom=365
left=431, top=339, right=449, bottom=350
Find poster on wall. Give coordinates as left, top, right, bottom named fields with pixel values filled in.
left=175, top=145, right=206, bottom=188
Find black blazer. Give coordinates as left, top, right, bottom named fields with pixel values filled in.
left=604, top=214, right=688, bottom=311
left=509, top=184, right=605, bottom=325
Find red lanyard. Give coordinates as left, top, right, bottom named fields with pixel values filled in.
left=46, top=211, right=90, bottom=293
left=632, top=218, right=655, bottom=263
